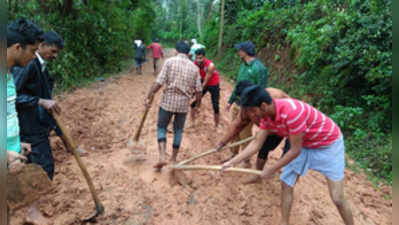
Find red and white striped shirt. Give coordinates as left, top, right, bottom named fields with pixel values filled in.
left=259, top=98, right=341, bottom=148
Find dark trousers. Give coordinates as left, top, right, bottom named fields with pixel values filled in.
left=153, top=58, right=160, bottom=71
left=258, top=135, right=290, bottom=160
left=24, top=136, right=54, bottom=180
left=191, top=84, right=220, bottom=114
left=157, top=107, right=187, bottom=149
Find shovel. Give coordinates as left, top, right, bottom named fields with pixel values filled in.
left=171, top=164, right=262, bottom=175
left=129, top=95, right=154, bottom=152
left=52, top=112, right=104, bottom=223
left=169, top=136, right=256, bottom=185
left=175, top=135, right=255, bottom=167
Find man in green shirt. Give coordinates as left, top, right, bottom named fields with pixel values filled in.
left=6, top=19, right=42, bottom=168
left=6, top=18, right=43, bottom=225
left=224, top=41, right=267, bottom=167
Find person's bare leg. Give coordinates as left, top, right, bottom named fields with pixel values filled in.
left=189, top=108, right=196, bottom=128
left=154, top=142, right=167, bottom=172
left=327, top=178, right=354, bottom=225
left=26, top=200, right=53, bottom=225
left=280, top=181, right=294, bottom=225
left=243, top=158, right=265, bottom=184
left=138, top=65, right=142, bottom=75
left=170, top=148, right=179, bottom=163
left=214, top=113, right=220, bottom=128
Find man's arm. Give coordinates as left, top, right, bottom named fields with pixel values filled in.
left=12, top=64, right=40, bottom=109
left=216, top=110, right=251, bottom=150
left=227, top=63, right=245, bottom=106
left=261, top=133, right=303, bottom=179
left=193, top=70, right=202, bottom=108
left=202, top=63, right=215, bottom=90
left=13, top=63, right=61, bottom=113
left=145, top=82, right=162, bottom=107
left=221, top=129, right=269, bottom=170
left=145, top=60, right=168, bottom=106
left=255, top=64, right=267, bottom=88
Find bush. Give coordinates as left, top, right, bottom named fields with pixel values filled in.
left=9, top=0, right=155, bottom=91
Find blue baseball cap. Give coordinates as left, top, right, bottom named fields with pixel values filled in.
left=234, top=41, right=256, bottom=56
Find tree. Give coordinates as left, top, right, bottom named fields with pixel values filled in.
left=217, top=0, right=225, bottom=58
left=196, top=0, right=202, bottom=38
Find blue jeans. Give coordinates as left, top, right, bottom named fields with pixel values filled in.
left=157, top=107, right=187, bottom=149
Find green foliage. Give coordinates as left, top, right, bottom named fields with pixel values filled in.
left=204, top=0, right=392, bottom=184
left=152, top=0, right=201, bottom=43
left=9, top=0, right=155, bottom=91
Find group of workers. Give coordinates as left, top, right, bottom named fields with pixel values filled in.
left=6, top=17, right=354, bottom=225
left=145, top=40, right=354, bottom=225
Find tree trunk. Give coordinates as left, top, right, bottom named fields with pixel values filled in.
left=206, top=0, right=213, bottom=22
left=37, top=0, right=50, bottom=13
left=217, top=0, right=225, bottom=58
left=196, top=0, right=202, bottom=38
left=14, top=0, right=18, bottom=13
left=179, top=21, right=183, bottom=39
left=62, top=0, right=73, bottom=15
left=9, top=0, right=12, bottom=13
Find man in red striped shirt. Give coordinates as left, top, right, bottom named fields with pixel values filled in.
left=147, top=39, right=164, bottom=75
left=221, top=85, right=354, bottom=225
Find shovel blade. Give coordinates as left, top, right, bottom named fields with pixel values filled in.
left=81, top=203, right=104, bottom=224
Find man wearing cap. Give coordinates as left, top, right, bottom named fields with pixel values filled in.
left=145, top=41, right=202, bottom=171
left=221, top=85, right=354, bottom=225
left=147, top=39, right=164, bottom=75
left=216, top=80, right=291, bottom=184
left=134, top=40, right=146, bottom=74
left=225, top=41, right=267, bottom=167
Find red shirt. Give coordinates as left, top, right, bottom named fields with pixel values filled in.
left=194, top=58, right=220, bottom=86
left=260, top=98, right=341, bottom=148
left=147, top=42, right=163, bottom=59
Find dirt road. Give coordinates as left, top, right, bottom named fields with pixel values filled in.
left=11, top=50, right=392, bottom=225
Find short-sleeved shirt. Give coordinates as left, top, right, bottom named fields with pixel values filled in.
left=228, top=58, right=267, bottom=104
left=194, top=58, right=219, bottom=86
left=147, top=42, right=163, bottom=59
left=156, top=54, right=202, bottom=113
left=260, top=98, right=341, bottom=148
left=7, top=73, right=21, bottom=153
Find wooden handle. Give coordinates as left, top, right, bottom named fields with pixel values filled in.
left=133, top=96, right=154, bottom=141
left=175, top=135, right=256, bottom=167
left=52, top=112, right=103, bottom=209
left=171, top=164, right=262, bottom=175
